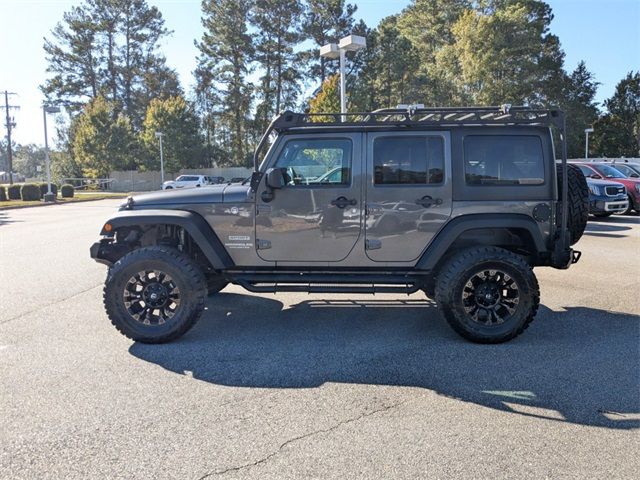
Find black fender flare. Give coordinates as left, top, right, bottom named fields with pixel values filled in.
left=99, top=209, right=234, bottom=269
left=415, top=213, right=548, bottom=271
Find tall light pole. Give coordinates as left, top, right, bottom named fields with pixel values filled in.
left=585, top=127, right=594, bottom=159
left=43, top=104, right=60, bottom=202
left=320, top=34, right=366, bottom=120
left=155, top=131, right=164, bottom=186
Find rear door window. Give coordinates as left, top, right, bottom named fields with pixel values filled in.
left=373, top=136, right=444, bottom=185
left=464, top=136, right=544, bottom=185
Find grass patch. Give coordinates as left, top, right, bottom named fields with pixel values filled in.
left=0, top=192, right=129, bottom=210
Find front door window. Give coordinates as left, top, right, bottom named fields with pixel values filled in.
left=273, top=138, right=352, bottom=186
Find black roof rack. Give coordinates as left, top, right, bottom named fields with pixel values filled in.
left=271, top=105, right=564, bottom=131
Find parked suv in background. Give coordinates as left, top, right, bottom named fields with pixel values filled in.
left=91, top=106, right=587, bottom=345
left=584, top=178, right=628, bottom=217
left=162, top=175, right=211, bottom=190
left=572, top=162, right=640, bottom=215
left=590, top=158, right=640, bottom=178
left=608, top=162, right=640, bottom=178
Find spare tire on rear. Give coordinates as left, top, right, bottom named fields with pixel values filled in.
left=556, top=163, right=589, bottom=245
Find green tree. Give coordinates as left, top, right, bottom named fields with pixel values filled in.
left=558, top=61, right=600, bottom=158
left=300, top=0, right=358, bottom=83
left=601, top=71, right=640, bottom=155
left=13, top=145, right=47, bottom=179
left=196, top=0, right=254, bottom=166
left=51, top=150, right=83, bottom=183
left=42, top=0, right=179, bottom=123
left=355, top=16, right=420, bottom=110
left=308, top=74, right=341, bottom=116
left=436, top=1, right=564, bottom=106
left=141, top=96, right=205, bottom=172
left=251, top=0, right=303, bottom=134
left=591, top=115, right=638, bottom=157
left=72, top=96, right=136, bottom=178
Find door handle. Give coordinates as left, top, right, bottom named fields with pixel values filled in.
left=331, top=196, right=357, bottom=209
left=416, top=196, right=443, bottom=208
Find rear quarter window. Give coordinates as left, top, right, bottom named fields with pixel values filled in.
left=464, top=135, right=545, bottom=186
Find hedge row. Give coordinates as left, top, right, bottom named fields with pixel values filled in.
left=0, top=183, right=74, bottom=201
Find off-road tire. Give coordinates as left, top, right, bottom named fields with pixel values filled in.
left=556, top=164, right=589, bottom=245
left=206, top=275, right=229, bottom=296
left=435, top=246, right=540, bottom=344
left=103, top=246, right=206, bottom=343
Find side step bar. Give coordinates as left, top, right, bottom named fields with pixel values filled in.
left=232, top=273, right=422, bottom=295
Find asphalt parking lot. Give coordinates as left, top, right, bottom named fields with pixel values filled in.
left=1, top=200, right=639, bottom=479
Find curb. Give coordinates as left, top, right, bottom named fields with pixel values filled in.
left=0, top=196, right=127, bottom=211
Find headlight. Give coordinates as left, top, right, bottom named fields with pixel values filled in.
left=588, top=184, right=600, bottom=195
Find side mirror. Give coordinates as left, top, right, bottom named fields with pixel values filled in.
left=590, top=174, right=602, bottom=179
left=266, top=167, right=286, bottom=189
left=630, top=173, right=639, bottom=178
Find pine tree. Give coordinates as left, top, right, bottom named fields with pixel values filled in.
left=592, top=71, right=640, bottom=157
left=251, top=0, right=303, bottom=134
left=434, top=1, right=565, bottom=106
left=196, top=0, right=254, bottom=166
left=42, top=0, right=178, bottom=124
left=42, top=5, right=101, bottom=112
left=300, top=0, right=357, bottom=83
left=558, top=61, right=600, bottom=158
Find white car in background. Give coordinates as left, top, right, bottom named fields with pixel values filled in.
left=162, top=175, right=211, bottom=190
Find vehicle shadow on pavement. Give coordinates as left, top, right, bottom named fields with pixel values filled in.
left=130, top=292, right=640, bottom=430
left=0, top=211, right=21, bottom=226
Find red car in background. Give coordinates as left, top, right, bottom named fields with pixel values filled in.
left=572, top=162, right=640, bottom=215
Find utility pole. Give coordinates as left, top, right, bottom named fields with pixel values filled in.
left=1, top=91, right=19, bottom=184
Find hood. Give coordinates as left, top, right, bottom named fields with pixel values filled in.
left=586, top=178, right=626, bottom=187
left=124, top=184, right=252, bottom=208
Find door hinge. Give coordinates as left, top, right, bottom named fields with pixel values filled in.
left=256, top=238, right=272, bottom=250
left=365, top=239, right=382, bottom=250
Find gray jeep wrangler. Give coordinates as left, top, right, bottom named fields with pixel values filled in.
left=91, top=106, right=588, bottom=344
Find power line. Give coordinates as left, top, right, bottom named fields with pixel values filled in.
left=1, top=91, right=20, bottom=184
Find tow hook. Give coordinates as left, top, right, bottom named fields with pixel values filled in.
left=572, top=250, right=582, bottom=264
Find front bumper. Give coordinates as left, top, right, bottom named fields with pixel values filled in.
left=90, top=239, right=130, bottom=266
left=590, top=193, right=629, bottom=214
left=594, top=199, right=629, bottom=213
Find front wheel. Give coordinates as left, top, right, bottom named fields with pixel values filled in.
left=103, top=246, right=206, bottom=343
left=623, top=195, right=634, bottom=215
left=435, top=247, right=540, bottom=344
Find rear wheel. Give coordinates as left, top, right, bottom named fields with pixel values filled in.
left=103, top=246, right=206, bottom=343
left=435, top=247, right=539, bottom=343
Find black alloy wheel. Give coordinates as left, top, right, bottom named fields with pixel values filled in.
left=123, top=270, right=181, bottom=325
left=461, top=269, right=520, bottom=326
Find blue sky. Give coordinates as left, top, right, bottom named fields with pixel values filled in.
left=0, top=0, right=638, bottom=147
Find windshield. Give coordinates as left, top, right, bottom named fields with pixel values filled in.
left=594, top=165, right=627, bottom=179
